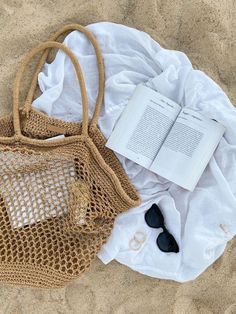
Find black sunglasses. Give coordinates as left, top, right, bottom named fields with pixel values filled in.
left=144, top=203, right=179, bottom=253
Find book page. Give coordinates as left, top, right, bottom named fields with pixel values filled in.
left=150, top=108, right=225, bottom=191
left=106, top=85, right=181, bottom=169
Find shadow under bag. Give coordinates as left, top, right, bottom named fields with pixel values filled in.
left=0, top=25, right=140, bottom=288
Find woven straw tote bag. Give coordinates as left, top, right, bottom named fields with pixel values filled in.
left=0, top=26, right=140, bottom=288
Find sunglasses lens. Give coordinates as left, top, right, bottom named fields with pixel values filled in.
left=157, top=231, right=179, bottom=253
left=144, top=204, right=164, bottom=228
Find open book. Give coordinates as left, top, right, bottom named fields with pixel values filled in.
left=106, top=85, right=225, bottom=191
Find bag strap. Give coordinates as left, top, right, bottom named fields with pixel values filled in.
left=13, top=41, right=89, bottom=137
left=24, top=24, right=105, bottom=128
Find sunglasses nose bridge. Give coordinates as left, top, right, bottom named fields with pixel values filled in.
left=162, top=225, right=168, bottom=232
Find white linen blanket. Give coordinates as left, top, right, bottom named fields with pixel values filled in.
left=33, top=22, right=236, bottom=282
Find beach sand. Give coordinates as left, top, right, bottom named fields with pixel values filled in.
left=0, top=0, right=235, bottom=313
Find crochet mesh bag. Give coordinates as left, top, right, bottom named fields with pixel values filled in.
left=0, top=25, right=140, bottom=288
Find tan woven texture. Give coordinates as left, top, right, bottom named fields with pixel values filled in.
left=0, top=25, right=140, bottom=288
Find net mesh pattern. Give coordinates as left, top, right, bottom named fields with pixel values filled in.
left=22, top=109, right=139, bottom=202
left=0, top=113, right=140, bottom=288
left=0, top=148, right=76, bottom=228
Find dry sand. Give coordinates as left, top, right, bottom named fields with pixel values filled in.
left=0, top=0, right=235, bottom=313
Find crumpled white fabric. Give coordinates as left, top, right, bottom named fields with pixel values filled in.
left=32, top=22, right=236, bottom=282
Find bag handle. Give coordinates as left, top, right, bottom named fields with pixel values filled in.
left=24, top=24, right=105, bottom=128
left=13, top=41, right=89, bottom=137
